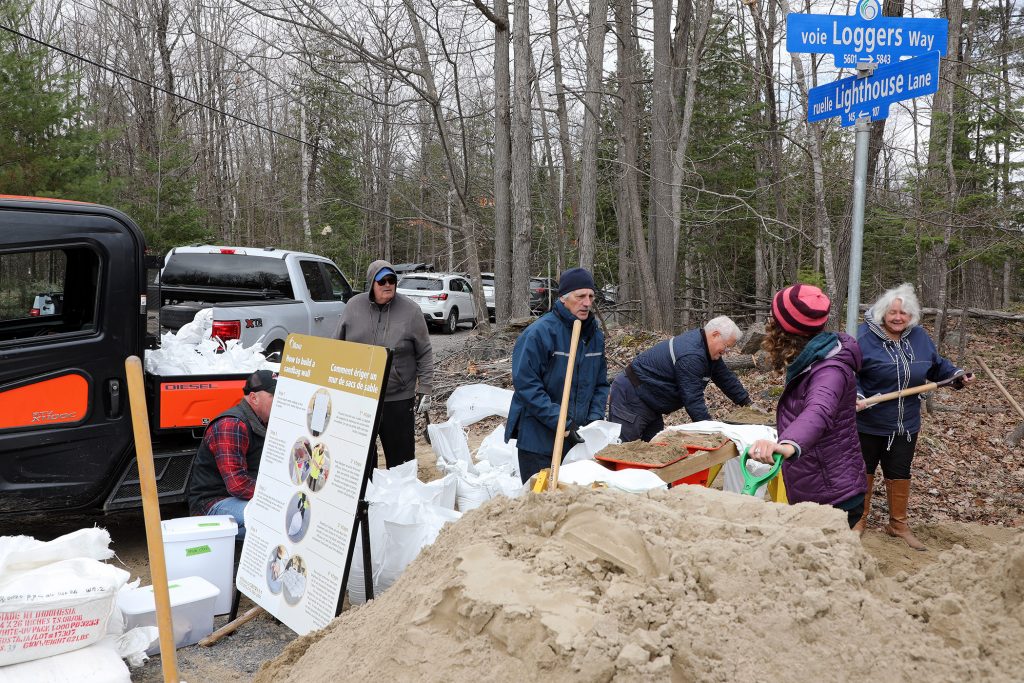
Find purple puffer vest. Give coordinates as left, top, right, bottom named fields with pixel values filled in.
left=778, top=333, right=867, bottom=506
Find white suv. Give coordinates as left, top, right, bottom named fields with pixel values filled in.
left=397, top=273, right=477, bottom=333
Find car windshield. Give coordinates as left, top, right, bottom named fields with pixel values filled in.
left=398, top=277, right=443, bottom=291
left=481, top=275, right=494, bottom=286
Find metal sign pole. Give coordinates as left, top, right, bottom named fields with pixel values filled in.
left=845, top=61, right=875, bottom=335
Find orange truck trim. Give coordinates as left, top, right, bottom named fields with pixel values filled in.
left=158, top=378, right=246, bottom=430
left=0, top=374, right=90, bottom=429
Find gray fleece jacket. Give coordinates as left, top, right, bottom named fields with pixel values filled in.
left=333, top=260, right=433, bottom=401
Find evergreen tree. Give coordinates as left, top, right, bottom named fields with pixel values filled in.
left=0, top=0, right=105, bottom=199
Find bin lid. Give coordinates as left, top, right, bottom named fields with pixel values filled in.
left=162, top=515, right=238, bottom=542
left=117, top=576, right=221, bottom=615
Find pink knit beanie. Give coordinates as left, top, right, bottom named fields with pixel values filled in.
left=772, top=284, right=830, bottom=336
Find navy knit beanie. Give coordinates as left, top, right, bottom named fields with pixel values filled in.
left=558, top=268, right=596, bottom=295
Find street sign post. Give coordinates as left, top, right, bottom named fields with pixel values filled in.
left=807, top=50, right=941, bottom=126
left=787, top=0, right=947, bottom=333
left=787, top=0, right=947, bottom=68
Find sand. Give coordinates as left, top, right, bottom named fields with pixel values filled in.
left=596, top=431, right=726, bottom=466
left=721, top=406, right=776, bottom=426
left=254, top=485, right=1023, bottom=682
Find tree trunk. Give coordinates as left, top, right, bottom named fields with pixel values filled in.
left=510, top=0, right=533, bottom=318
left=491, top=0, right=513, bottom=325
left=548, top=0, right=580, bottom=269
left=576, top=0, right=608, bottom=270
left=648, top=0, right=676, bottom=330
left=612, top=0, right=660, bottom=329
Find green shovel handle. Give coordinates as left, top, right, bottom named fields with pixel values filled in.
left=739, top=446, right=783, bottom=496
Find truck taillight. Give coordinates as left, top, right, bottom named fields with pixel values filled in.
left=29, top=308, right=40, bottom=317
left=219, top=248, right=236, bottom=254
left=212, top=320, right=241, bottom=343
left=427, top=293, right=448, bottom=301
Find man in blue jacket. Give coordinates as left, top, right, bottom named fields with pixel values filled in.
left=506, top=268, right=610, bottom=483
left=609, top=317, right=751, bottom=442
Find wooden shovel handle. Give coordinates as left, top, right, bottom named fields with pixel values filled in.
left=125, top=356, right=180, bottom=683
left=976, top=356, right=1024, bottom=421
left=860, top=381, right=940, bottom=407
left=549, top=319, right=582, bottom=491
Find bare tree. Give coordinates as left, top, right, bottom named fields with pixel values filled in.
left=576, top=0, right=608, bottom=270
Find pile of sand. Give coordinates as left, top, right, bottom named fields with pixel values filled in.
left=255, top=486, right=1023, bottom=682
left=596, top=431, right=726, bottom=465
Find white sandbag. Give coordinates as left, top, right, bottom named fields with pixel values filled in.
left=0, top=640, right=130, bottom=683
left=111, top=626, right=159, bottom=667
left=0, top=528, right=113, bottom=575
left=348, top=467, right=458, bottom=605
left=453, top=462, right=521, bottom=512
left=173, top=307, right=213, bottom=345
left=445, top=384, right=514, bottom=426
left=374, top=505, right=461, bottom=594
left=563, top=420, right=622, bottom=465
left=722, top=457, right=772, bottom=498
left=144, top=307, right=274, bottom=376
left=557, top=460, right=668, bottom=493
left=417, top=474, right=458, bottom=510
left=428, top=419, right=475, bottom=473
left=371, top=458, right=419, bottom=488
left=474, top=424, right=518, bottom=476
left=346, top=528, right=371, bottom=606
left=0, top=558, right=130, bottom=666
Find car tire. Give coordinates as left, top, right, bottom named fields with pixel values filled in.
left=444, top=309, right=458, bottom=334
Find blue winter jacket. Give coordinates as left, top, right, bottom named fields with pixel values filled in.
left=631, top=328, right=750, bottom=421
left=856, top=318, right=961, bottom=437
left=505, top=301, right=610, bottom=453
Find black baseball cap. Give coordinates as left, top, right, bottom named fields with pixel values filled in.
left=244, top=370, right=277, bottom=395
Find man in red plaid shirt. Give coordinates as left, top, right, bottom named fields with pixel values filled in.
left=187, top=370, right=276, bottom=538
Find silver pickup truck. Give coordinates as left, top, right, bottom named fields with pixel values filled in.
left=157, top=246, right=356, bottom=355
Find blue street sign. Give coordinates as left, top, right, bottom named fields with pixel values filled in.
left=807, top=51, right=940, bottom=126
left=787, top=0, right=947, bottom=68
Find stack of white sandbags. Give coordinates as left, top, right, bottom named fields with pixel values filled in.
left=347, top=460, right=461, bottom=605
left=144, top=308, right=277, bottom=376
left=431, top=384, right=623, bottom=508
left=0, top=529, right=157, bottom=682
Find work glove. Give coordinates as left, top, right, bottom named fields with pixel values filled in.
left=416, top=393, right=431, bottom=413
left=951, top=371, right=972, bottom=390
left=564, top=422, right=585, bottom=449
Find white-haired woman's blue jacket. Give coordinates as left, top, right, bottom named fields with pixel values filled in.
left=856, top=316, right=963, bottom=439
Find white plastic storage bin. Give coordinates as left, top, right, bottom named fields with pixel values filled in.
left=117, top=576, right=220, bottom=655
left=162, top=515, right=237, bottom=614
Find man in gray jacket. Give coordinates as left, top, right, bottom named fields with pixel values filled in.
left=334, top=260, right=433, bottom=468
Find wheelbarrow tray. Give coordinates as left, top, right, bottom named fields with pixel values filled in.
left=595, top=432, right=738, bottom=487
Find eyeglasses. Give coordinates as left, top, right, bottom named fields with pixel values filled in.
left=377, top=276, right=398, bottom=286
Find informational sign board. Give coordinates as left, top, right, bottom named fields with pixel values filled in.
left=787, top=0, right=947, bottom=68
left=807, top=50, right=940, bottom=126
left=236, top=334, right=390, bottom=635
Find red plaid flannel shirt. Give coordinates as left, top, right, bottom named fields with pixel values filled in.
left=200, top=416, right=257, bottom=514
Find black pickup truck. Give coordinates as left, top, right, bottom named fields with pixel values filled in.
left=0, top=197, right=250, bottom=514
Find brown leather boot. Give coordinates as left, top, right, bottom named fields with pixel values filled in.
left=853, top=474, right=874, bottom=535
left=884, top=479, right=926, bottom=551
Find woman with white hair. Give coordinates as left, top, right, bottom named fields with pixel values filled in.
left=855, top=283, right=974, bottom=549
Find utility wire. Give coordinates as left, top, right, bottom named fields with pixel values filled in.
left=0, top=21, right=312, bottom=150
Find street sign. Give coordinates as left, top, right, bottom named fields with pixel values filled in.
left=787, top=0, right=947, bottom=68
left=807, top=50, right=940, bottom=126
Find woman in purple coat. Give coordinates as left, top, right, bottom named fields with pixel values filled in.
left=749, top=285, right=867, bottom=528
